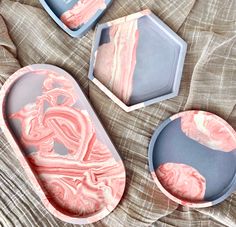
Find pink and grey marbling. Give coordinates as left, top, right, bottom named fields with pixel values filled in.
left=156, top=163, right=206, bottom=202
left=171, top=111, right=236, bottom=152
left=94, top=18, right=139, bottom=105
left=0, top=65, right=126, bottom=224
left=149, top=110, right=236, bottom=208
left=151, top=170, right=212, bottom=208
left=89, top=9, right=187, bottom=112
left=61, top=0, right=106, bottom=29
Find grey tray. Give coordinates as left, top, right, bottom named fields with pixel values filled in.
left=88, top=9, right=187, bottom=112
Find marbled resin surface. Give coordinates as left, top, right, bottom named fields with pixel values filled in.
left=61, top=0, right=106, bottom=29
left=175, top=111, right=236, bottom=152
left=89, top=9, right=187, bottom=111
left=94, top=19, right=139, bottom=105
left=0, top=65, right=126, bottom=224
left=156, top=163, right=206, bottom=202
left=149, top=111, right=236, bottom=207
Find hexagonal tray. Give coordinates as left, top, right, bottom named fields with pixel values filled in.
left=88, top=9, right=187, bottom=112
left=0, top=64, right=126, bottom=224
left=39, top=0, right=113, bottom=37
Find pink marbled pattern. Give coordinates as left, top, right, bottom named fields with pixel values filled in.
left=178, top=111, right=236, bottom=152
left=94, top=19, right=139, bottom=105
left=60, top=0, right=106, bottom=29
left=156, top=163, right=206, bottom=202
left=10, top=71, right=125, bottom=217
left=0, top=65, right=125, bottom=224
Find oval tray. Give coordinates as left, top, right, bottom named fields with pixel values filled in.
left=148, top=110, right=236, bottom=207
left=0, top=64, right=126, bottom=224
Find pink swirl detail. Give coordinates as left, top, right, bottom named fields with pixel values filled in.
left=60, top=0, right=106, bottom=29
left=94, top=19, right=139, bottom=105
left=11, top=71, right=125, bottom=217
left=180, top=111, right=236, bottom=152
left=156, top=163, right=206, bottom=202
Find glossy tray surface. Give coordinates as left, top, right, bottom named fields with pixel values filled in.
left=0, top=64, right=126, bottom=224
left=148, top=110, right=236, bottom=207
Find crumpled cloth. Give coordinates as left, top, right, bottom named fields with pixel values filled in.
left=0, top=0, right=235, bottom=226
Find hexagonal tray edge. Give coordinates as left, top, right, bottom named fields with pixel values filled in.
left=88, top=9, right=187, bottom=111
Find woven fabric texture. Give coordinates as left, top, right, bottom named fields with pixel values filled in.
left=0, top=0, right=236, bottom=226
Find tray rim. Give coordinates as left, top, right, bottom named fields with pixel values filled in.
left=88, top=9, right=187, bottom=112
left=39, top=0, right=113, bottom=38
left=0, top=64, right=126, bottom=224
left=148, top=110, right=236, bottom=207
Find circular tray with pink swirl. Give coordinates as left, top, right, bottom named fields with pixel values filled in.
left=148, top=111, right=236, bottom=207
left=0, top=64, right=126, bottom=224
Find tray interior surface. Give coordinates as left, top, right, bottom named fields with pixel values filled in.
left=94, top=14, right=181, bottom=106
left=2, top=66, right=125, bottom=222
left=150, top=113, right=236, bottom=202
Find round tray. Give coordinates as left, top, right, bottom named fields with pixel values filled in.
left=148, top=110, right=236, bottom=207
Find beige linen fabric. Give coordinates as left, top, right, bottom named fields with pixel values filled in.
left=0, top=0, right=235, bottom=226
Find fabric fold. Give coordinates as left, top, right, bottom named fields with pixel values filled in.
left=0, top=0, right=236, bottom=226
left=0, top=15, right=21, bottom=87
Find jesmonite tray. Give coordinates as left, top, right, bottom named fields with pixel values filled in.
left=88, top=9, right=187, bottom=112
left=148, top=110, right=236, bottom=208
left=0, top=64, right=126, bottom=224
left=39, top=0, right=113, bottom=37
